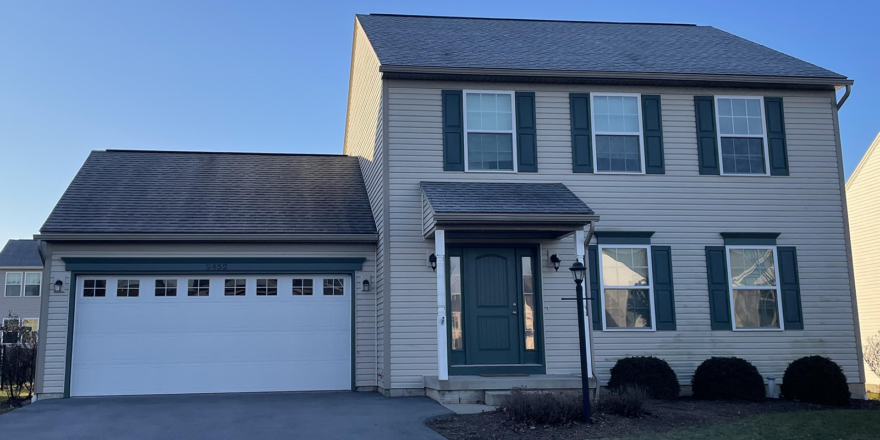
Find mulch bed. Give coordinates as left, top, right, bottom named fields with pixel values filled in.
left=428, top=398, right=880, bottom=440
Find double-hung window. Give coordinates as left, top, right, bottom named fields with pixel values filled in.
left=599, top=245, right=655, bottom=330
left=716, top=96, right=769, bottom=175
left=5, top=272, right=22, bottom=297
left=464, top=91, right=517, bottom=172
left=726, top=246, right=783, bottom=330
left=24, top=273, right=41, bottom=297
left=592, top=94, right=644, bottom=173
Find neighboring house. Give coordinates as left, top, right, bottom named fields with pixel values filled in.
left=32, top=14, right=863, bottom=402
left=846, top=130, right=880, bottom=391
left=0, top=239, right=44, bottom=340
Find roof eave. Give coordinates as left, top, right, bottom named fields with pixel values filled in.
left=379, top=65, right=852, bottom=89
left=34, top=232, right=379, bottom=243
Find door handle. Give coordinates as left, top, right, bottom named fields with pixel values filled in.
left=512, top=303, right=517, bottom=306
left=512, top=310, right=517, bottom=315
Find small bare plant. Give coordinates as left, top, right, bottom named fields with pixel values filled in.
left=500, top=388, right=589, bottom=425
left=600, top=386, right=649, bottom=417
left=864, top=332, right=880, bottom=380
left=1, top=312, right=39, bottom=405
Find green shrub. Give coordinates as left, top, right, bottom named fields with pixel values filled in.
left=692, top=357, right=765, bottom=401
left=500, top=388, right=588, bottom=425
left=600, top=386, right=649, bottom=417
left=608, top=356, right=679, bottom=400
left=781, top=356, right=850, bottom=406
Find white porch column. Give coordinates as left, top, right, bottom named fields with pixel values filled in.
left=574, top=230, right=593, bottom=378
left=435, top=229, right=449, bottom=380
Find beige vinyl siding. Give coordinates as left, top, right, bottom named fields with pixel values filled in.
left=385, top=80, right=859, bottom=389
left=847, top=131, right=880, bottom=386
left=38, top=242, right=377, bottom=396
left=344, top=18, right=386, bottom=388
left=0, top=268, right=43, bottom=321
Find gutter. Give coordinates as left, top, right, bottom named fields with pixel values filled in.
left=837, top=84, right=852, bottom=110
left=379, top=65, right=853, bottom=88
left=33, top=233, right=379, bottom=243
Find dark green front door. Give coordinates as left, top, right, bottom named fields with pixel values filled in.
left=464, top=248, right=521, bottom=365
left=448, top=246, right=544, bottom=374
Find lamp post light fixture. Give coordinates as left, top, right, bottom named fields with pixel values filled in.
left=428, top=253, right=437, bottom=271
left=53, top=279, right=64, bottom=293
left=550, top=254, right=561, bottom=271
left=568, top=260, right=592, bottom=424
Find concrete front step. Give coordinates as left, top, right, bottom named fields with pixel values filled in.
left=424, top=374, right=596, bottom=405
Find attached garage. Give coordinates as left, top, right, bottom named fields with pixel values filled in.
left=70, top=273, right=352, bottom=397
left=35, top=151, right=378, bottom=399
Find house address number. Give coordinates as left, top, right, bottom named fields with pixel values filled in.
left=205, top=263, right=228, bottom=271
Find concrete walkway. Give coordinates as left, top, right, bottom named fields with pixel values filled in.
left=0, top=392, right=452, bottom=440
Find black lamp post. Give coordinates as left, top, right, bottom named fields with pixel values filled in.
left=569, top=260, right=592, bottom=424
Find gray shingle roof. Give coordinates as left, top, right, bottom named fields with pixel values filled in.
left=357, top=14, right=846, bottom=80
left=0, top=240, right=43, bottom=267
left=420, top=181, right=593, bottom=215
left=41, top=151, right=377, bottom=235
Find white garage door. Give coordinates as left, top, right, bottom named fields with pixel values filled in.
left=70, top=274, right=351, bottom=397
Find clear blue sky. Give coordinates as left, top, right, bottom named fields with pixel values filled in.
left=1, top=0, right=878, bottom=242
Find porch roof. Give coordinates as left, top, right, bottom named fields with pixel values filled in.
left=419, top=181, right=598, bottom=239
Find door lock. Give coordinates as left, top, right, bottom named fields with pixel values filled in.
left=512, top=303, right=517, bottom=306
left=512, top=310, right=517, bottom=315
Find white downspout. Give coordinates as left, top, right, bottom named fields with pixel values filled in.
left=574, top=229, right=592, bottom=379
left=582, top=221, right=597, bottom=399
left=435, top=230, right=448, bottom=381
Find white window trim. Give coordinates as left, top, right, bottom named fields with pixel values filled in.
left=462, top=89, right=519, bottom=173
left=597, top=244, right=656, bottom=331
left=4, top=272, right=23, bottom=297
left=24, top=272, right=42, bottom=297
left=725, top=245, right=785, bottom=331
left=714, top=95, right=771, bottom=176
left=590, top=92, right=646, bottom=175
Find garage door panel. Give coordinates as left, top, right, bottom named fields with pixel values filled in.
left=71, top=274, right=351, bottom=397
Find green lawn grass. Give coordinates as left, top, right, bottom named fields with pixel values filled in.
left=623, top=410, right=880, bottom=440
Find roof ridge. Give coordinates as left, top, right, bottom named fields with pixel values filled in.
left=102, top=149, right=349, bottom=158
left=363, top=13, right=697, bottom=27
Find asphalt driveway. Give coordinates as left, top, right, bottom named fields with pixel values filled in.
left=0, top=392, right=452, bottom=439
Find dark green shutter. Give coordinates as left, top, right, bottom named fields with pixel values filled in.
left=588, top=245, right=601, bottom=330
left=442, top=90, right=464, bottom=171
left=705, top=246, right=731, bottom=330
left=651, top=246, right=676, bottom=330
left=764, top=97, right=790, bottom=176
left=516, top=92, right=538, bottom=172
left=694, top=96, right=719, bottom=175
left=570, top=93, right=593, bottom=173
left=777, top=247, right=804, bottom=329
left=642, top=95, right=665, bottom=174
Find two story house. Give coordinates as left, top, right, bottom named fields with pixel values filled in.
left=32, top=14, right=863, bottom=403
left=0, top=239, right=44, bottom=339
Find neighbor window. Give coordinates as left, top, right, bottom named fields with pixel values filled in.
left=116, top=279, right=140, bottom=297
left=155, top=279, right=177, bottom=297
left=256, top=279, right=278, bottom=296
left=24, top=273, right=41, bottom=297
left=592, top=94, right=643, bottom=173
left=187, top=279, right=210, bottom=297
left=449, top=256, right=463, bottom=351
left=464, top=91, right=516, bottom=171
left=323, top=278, right=344, bottom=296
left=22, top=318, right=38, bottom=333
left=224, top=279, right=246, bottom=296
left=599, top=246, right=654, bottom=330
left=4, top=272, right=22, bottom=297
left=726, top=246, right=783, bottom=330
left=292, top=279, right=313, bottom=296
left=2, top=318, right=21, bottom=345
left=83, top=279, right=107, bottom=297
left=716, top=97, right=768, bottom=175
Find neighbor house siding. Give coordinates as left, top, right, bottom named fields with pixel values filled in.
left=37, top=242, right=377, bottom=396
left=0, top=268, right=43, bottom=322
left=385, top=79, right=860, bottom=389
left=847, top=131, right=880, bottom=388
left=344, top=18, right=386, bottom=390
